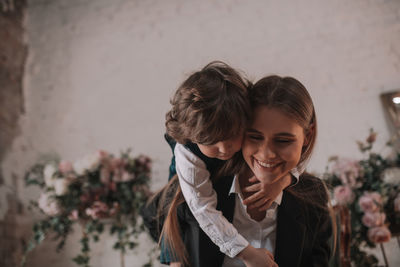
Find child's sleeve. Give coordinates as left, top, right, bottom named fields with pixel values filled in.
left=174, top=143, right=249, bottom=258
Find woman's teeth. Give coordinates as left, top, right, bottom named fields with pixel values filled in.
left=256, top=160, right=278, bottom=168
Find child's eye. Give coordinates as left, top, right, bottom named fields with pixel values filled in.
left=247, top=134, right=263, bottom=141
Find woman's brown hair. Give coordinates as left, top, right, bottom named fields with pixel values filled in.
left=249, top=75, right=337, bottom=256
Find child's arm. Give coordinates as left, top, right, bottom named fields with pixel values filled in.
left=174, top=144, right=249, bottom=258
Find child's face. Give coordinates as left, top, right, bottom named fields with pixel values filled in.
left=197, top=134, right=243, bottom=160
left=242, top=106, right=307, bottom=184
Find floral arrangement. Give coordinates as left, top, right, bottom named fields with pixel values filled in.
left=21, top=150, right=153, bottom=267
left=324, top=130, right=400, bottom=267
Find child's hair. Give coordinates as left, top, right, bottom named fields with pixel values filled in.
left=249, top=75, right=337, bottom=257
left=165, top=60, right=251, bottom=145
left=159, top=61, right=252, bottom=264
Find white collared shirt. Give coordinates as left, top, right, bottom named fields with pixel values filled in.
left=174, top=143, right=299, bottom=258
left=222, top=175, right=282, bottom=267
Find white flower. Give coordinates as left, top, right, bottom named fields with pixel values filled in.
left=53, top=178, right=70, bottom=196
left=73, top=151, right=102, bottom=175
left=38, top=192, right=60, bottom=216
left=382, top=167, right=400, bottom=185
left=43, top=164, right=57, bottom=188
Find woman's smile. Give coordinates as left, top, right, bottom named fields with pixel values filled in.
left=255, top=159, right=281, bottom=169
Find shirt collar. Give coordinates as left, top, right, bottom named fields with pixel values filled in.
left=229, top=175, right=283, bottom=206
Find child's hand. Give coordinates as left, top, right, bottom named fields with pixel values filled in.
left=238, top=245, right=278, bottom=267
left=242, top=175, right=291, bottom=211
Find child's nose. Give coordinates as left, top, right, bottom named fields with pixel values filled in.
left=219, top=143, right=232, bottom=154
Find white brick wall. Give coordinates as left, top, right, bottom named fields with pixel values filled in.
left=1, top=0, right=399, bottom=266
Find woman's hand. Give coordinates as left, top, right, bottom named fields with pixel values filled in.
left=237, top=245, right=278, bottom=267
left=242, top=175, right=291, bottom=211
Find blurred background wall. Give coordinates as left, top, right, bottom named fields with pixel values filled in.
left=1, top=0, right=400, bottom=266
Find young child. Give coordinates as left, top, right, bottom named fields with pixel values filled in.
left=161, top=62, right=297, bottom=266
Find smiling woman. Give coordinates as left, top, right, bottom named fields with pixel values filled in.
left=242, top=106, right=307, bottom=185
left=221, top=75, right=334, bottom=267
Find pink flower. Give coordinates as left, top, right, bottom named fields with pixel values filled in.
left=58, top=161, right=73, bottom=174
left=331, top=158, right=360, bottom=188
left=100, top=167, right=111, bottom=184
left=369, top=192, right=383, bottom=205
left=358, top=192, right=381, bottom=213
left=137, top=155, right=152, bottom=172
left=367, top=226, right=391, bottom=243
left=362, top=212, right=386, bottom=228
left=97, top=150, right=109, bottom=161
left=394, top=195, right=400, bottom=212
left=110, top=158, right=125, bottom=172
left=121, top=171, right=134, bottom=182
left=109, top=158, right=127, bottom=182
left=68, top=210, right=79, bottom=221
left=333, top=185, right=355, bottom=205
left=85, top=201, right=109, bottom=219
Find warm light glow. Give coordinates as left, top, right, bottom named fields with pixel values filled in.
left=393, top=97, right=400, bottom=104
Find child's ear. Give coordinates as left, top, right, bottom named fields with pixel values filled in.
left=303, top=123, right=315, bottom=147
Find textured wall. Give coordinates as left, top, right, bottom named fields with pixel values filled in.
left=0, top=1, right=27, bottom=266
left=1, top=0, right=400, bottom=266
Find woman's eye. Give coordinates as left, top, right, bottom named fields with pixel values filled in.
left=275, top=139, right=294, bottom=144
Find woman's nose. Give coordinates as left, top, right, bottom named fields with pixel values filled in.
left=259, top=145, right=276, bottom=159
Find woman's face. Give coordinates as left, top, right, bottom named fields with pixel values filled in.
left=242, top=106, right=307, bottom=184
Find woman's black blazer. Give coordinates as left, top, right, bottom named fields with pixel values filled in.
left=176, top=173, right=332, bottom=267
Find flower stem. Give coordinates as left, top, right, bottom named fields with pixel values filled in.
left=380, top=243, right=389, bottom=267
left=120, top=249, right=125, bottom=267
